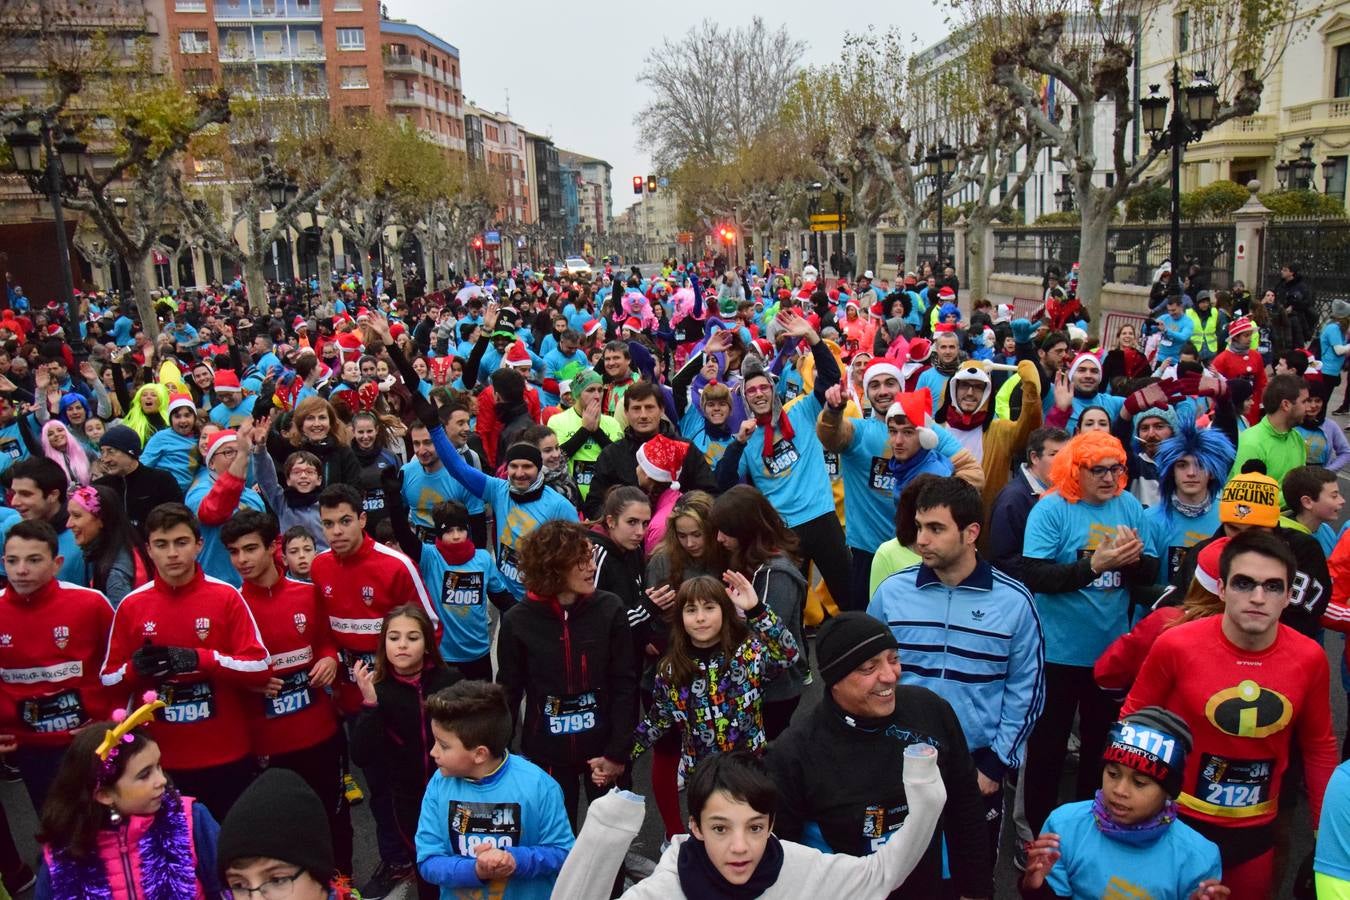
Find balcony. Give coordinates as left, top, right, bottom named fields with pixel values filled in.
left=387, top=85, right=418, bottom=105
left=1286, top=98, right=1350, bottom=130
left=383, top=51, right=416, bottom=71
left=219, top=45, right=326, bottom=63
left=214, top=1, right=322, bottom=23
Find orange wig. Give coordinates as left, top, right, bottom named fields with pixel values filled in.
left=1047, top=429, right=1128, bottom=503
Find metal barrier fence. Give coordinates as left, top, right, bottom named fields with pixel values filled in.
left=1261, top=217, right=1350, bottom=324
left=991, top=222, right=1235, bottom=292
left=880, top=230, right=967, bottom=276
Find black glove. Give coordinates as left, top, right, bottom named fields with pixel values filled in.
left=380, top=465, right=405, bottom=509
left=410, top=390, right=439, bottom=432
left=132, top=644, right=199, bottom=679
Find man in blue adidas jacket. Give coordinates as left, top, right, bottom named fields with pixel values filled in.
left=867, top=475, right=1044, bottom=852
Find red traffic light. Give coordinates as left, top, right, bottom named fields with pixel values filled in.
left=632, top=176, right=643, bottom=195
left=719, top=227, right=735, bottom=242
left=472, top=237, right=483, bottom=249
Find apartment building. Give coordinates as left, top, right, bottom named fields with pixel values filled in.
left=380, top=19, right=465, bottom=153
left=464, top=103, right=528, bottom=222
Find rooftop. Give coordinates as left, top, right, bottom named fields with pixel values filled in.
left=379, top=19, right=458, bottom=59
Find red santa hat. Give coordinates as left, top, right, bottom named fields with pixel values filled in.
left=635, top=434, right=689, bottom=491
left=937, top=285, right=956, bottom=301
left=203, top=429, right=237, bottom=465
left=777, top=288, right=792, bottom=301
left=623, top=316, right=643, bottom=333
left=390, top=322, right=406, bottom=340
left=167, top=392, right=196, bottom=415
left=582, top=318, right=603, bottom=337
left=994, top=303, right=1014, bottom=324
left=504, top=341, right=533, bottom=368
left=356, top=307, right=372, bottom=321
left=213, top=369, right=242, bottom=393
left=1067, top=352, right=1101, bottom=381
left=885, top=388, right=939, bottom=449
left=863, top=357, right=904, bottom=390
left=752, top=338, right=773, bottom=359
left=907, top=339, right=932, bottom=363
left=292, top=316, right=308, bottom=331
left=1195, top=536, right=1228, bottom=596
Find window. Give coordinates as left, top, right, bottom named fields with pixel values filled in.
left=1337, top=45, right=1350, bottom=98
left=336, top=27, right=364, bottom=50
left=1329, top=155, right=1348, bottom=200
left=174, top=0, right=206, bottom=10
left=178, top=30, right=209, bottom=53
left=296, top=0, right=312, bottom=9
left=294, top=29, right=319, bottom=55
left=333, top=0, right=362, bottom=8
left=1176, top=11, right=1190, bottom=53
left=261, top=30, right=283, bottom=55
left=343, top=106, right=370, bottom=121
left=340, top=65, right=368, bottom=88
left=183, top=68, right=214, bottom=89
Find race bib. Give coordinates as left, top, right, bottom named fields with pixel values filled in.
left=1078, top=548, right=1122, bottom=590
left=158, top=681, right=214, bottom=724
left=764, top=438, right=800, bottom=477
left=21, top=689, right=85, bottom=734
left=264, top=670, right=315, bottom=719
left=823, top=451, right=840, bottom=480
left=363, top=489, right=386, bottom=513
left=1192, top=754, right=1274, bottom=815
left=0, top=438, right=20, bottom=462
left=573, top=460, right=596, bottom=488
left=861, top=802, right=909, bottom=852
left=1166, top=545, right=1188, bottom=580
left=441, top=570, right=484, bottom=608
left=869, top=456, right=895, bottom=494
left=544, top=691, right=599, bottom=735
left=784, top=382, right=803, bottom=400
left=449, top=801, right=522, bottom=855
left=498, top=545, right=522, bottom=585
left=340, top=649, right=377, bottom=684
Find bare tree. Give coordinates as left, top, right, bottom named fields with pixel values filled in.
left=636, top=17, right=804, bottom=172
left=954, top=0, right=1298, bottom=321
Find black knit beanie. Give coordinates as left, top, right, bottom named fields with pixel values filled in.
left=505, top=442, right=543, bottom=469
left=1103, top=706, right=1193, bottom=798
left=816, top=612, right=899, bottom=687
left=217, top=767, right=334, bottom=882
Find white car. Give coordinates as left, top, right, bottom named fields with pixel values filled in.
left=563, top=257, right=593, bottom=277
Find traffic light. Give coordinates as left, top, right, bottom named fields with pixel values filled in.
left=719, top=227, right=736, bottom=244
left=632, top=175, right=643, bottom=195
left=647, top=175, right=658, bottom=193
left=472, top=236, right=483, bottom=250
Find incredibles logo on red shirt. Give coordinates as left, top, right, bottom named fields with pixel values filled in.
left=1204, top=679, right=1292, bottom=739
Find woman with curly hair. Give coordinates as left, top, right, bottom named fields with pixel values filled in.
left=1019, top=428, right=1158, bottom=836
left=496, top=519, right=638, bottom=830
left=266, top=395, right=362, bottom=488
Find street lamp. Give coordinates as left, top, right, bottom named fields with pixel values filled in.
left=1275, top=159, right=1292, bottom=190
left=807, top=180, right=822, bottom=270
left=1139, top=66, right=1218, bottom=294
left=3, top=114, right=87, bottom=327
left=925, top=140, right=958, bottom=274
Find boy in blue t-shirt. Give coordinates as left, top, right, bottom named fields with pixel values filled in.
left=417, top=681, right=573, bottom=900
left=1023, top=708, right=1222, bottom=900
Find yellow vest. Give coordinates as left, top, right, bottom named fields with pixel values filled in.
left=1186, top=309, right=1219, bottom=354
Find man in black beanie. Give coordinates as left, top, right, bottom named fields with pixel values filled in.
left=93, top=424, right=184, bottom=537
left=219, top=767, right=344, bottom=899
left=764, top=611, right=994, bottom=899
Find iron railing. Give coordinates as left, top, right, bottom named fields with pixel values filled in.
left=1261, top=217, right=1350, bottom=324
left=991, top=222, right=1234, bottom=291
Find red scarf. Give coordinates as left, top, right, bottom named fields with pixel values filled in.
left=756, top=411, right=795, bottom=459
left=945, top=408, right=989, bottom=431
left=437, top=538, right=476, bottom=566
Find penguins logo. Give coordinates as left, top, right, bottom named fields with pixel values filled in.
left=1204, top=679, right=1292, bottom=739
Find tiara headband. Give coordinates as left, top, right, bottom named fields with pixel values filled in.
left=95, top=691, right=165, bottom=784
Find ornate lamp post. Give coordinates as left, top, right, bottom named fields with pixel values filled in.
left=924, top=140, right=958, bottom=272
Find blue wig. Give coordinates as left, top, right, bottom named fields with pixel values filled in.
left=1154, top=420, right=1235, bottom=504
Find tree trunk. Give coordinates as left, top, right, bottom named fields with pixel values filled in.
left=391, top=240, right=407, bottom=301
left=127, top=252, right=161, bottom=341
left=1077, top=190, right=1112, bottom=328
left=243, top=254, right=270, bottom=315
left=358, top=246, right=373, bottom=301
left=904, top=223, right=921, bottom=276
left=854, top=223, right=874, bottom=275
left=318, top=227, right=334, bottom=304
left=966, top=214, right=990, bottom=304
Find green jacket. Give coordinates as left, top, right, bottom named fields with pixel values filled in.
left=547, top=406, right=624, bottom=499
left=1231, top=417, right=1307, bottom=502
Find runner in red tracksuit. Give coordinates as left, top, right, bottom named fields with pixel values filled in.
left=100, top=503, right=271, bottom=820
left=222, top=509, right=352, bottom=875
left=1123, top=530, right=1337, bottom=900
left=309, top=485, right=438, bottom=715
left=0, top=520, right=116, bottom=809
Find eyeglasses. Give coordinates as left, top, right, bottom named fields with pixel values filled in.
left=744, top=384, right=773, bottom=397
left=1086, top=464, right=1126, bottom=479
left=225, top=871, right=304, bottom=899
left=1226, top=575, right=1288, bottom=596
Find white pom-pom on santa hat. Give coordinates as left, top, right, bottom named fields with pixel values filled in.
left=885, top=388, right=939, bottom=449
left=635, top=433, right=689, bottom=492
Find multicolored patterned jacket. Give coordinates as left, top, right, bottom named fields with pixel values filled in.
left=630, top=602, right=798, bottom=775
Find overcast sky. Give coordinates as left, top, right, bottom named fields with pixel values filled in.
left=383, top=0, right=940, bottom=217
